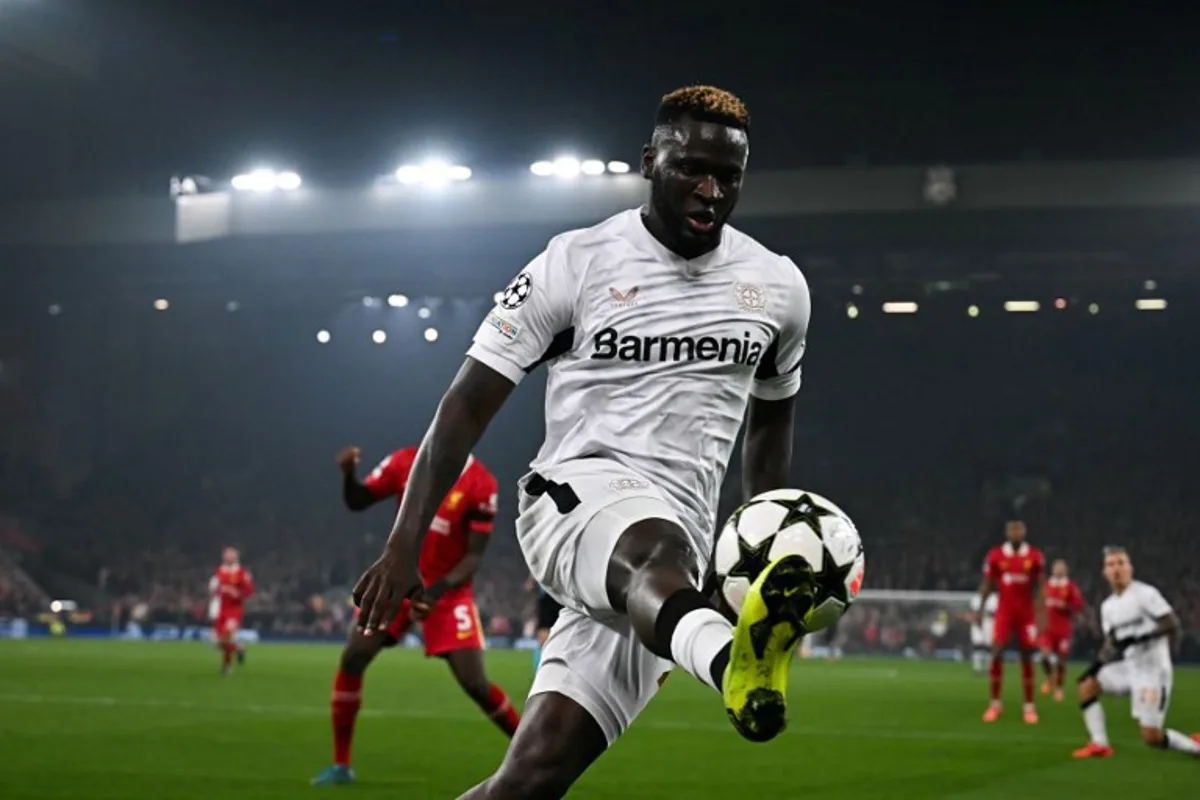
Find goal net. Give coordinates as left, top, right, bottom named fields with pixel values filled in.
left=799, top=589, right=975, bottom=661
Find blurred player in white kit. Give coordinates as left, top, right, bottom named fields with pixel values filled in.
left=969, top=593, right=998, bottom=674
left=1073, top=546, right=1198, bottom=759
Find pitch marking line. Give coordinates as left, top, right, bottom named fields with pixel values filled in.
left=0, top=692, right=1080, bottom=745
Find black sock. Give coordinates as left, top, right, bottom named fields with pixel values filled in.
left=652, top=588, right=713, bottom=660
left=709, top=641, right=731, bottom=692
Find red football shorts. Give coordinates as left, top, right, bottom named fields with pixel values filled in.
left=992, top=608, right=1037, bottom=650
left=378, top=585, right=484, bottom=656
left=1039, top=624, right=1073, bottom=656
left=213, top=610, right=244, bottom=638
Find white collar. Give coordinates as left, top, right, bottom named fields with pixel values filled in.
left=1002, top=542, right=1028, bottom=557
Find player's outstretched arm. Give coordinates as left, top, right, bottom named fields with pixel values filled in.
left=741, top=395, right=796, bottom=499
left=337, top=447, right=380, bottom=511
left=354, top=359, right=514, bottom=633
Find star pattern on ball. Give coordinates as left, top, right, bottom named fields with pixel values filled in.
left=500, top=272, right=533, bottom=310
left=814, top=545, right=856, bottom=606
left=780, top=494, right=836, bottom=535
left=727, top=534, right=774, bottom=582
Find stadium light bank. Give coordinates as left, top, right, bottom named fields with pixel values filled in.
left=530, top=157, right=630, bottom=178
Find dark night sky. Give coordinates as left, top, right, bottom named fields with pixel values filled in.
left=3, top=1, right=1200, bottom=197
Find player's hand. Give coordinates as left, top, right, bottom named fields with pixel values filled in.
left=972, top=611, right=983, bottom=626
left=336, top=446, right=361, bottom=473
left=352, top=550, right=420, bottom=636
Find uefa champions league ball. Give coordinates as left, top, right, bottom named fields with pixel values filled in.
left=714, top=489, right=865, bottom=633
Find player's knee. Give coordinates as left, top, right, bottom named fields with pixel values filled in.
left=1139, top=726, right=1165, bottom=747
left=609, top=520, right=699, bottom=604
left=339, top=641, right=378, bottom=675
left=1076, top=677, right=1098, bottom=702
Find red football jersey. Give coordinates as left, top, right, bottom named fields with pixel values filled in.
left=363, top=448, right=498, bottom=585
left=983, top=542, right=1044, bottom=615
left=1044, top=577, right=1083, bottom=624
left=211, top=564, right=254, bottom=615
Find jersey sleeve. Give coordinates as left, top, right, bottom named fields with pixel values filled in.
left=752, top=258, right=811, bottom=401
left=362, top=449, right=415, bottom=500
left=241, top=570, right=255, bottom=599
left=982, top=551, right=998, bottom=583
left=1137, top=584, right=1174, bottom=618
left=466, top=239, right=577, bottom=386
left=464, top=470, right=499, bottom=536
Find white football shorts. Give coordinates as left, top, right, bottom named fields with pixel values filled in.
left=516, top=457, right=700, bottom=745
left=1096, top=661, right=1173, bottom=728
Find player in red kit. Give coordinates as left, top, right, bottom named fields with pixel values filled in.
left=210, top=547, right=254, bottom=675
left=311, top=446, right=521, bottom=787
left=976, top=520, right=1046, bottom=724
left=1039, top=558, right=1084, bottom=701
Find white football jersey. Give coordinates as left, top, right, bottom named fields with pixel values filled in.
left=468, top=208, right=810, bottom=546
left=970, top=593, right=999, bottom=617
left=1100, top=580, right=1174, bottom=674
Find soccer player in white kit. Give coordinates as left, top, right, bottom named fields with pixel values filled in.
left=968, top=592, right=998, bottom=674
left=353, top=85, right=818, bottom=797
left=1073, top=546, right=1199, bottom=759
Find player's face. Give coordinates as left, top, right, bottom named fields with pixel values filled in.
left=1052, top=559, right=1068, bottom=578
left=1103, top=553, right=1132, bottom=589
left=1004, top=521, right=1026, bottom=544
left=642, top=118, right=748, bottom=257
left=222, top=548, right=238, bottom=565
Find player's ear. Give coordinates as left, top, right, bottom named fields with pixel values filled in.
left=640, top=144, right=654, bottom=179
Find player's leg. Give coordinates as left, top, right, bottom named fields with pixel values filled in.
left=1038, top=635, right=1054, bottom=694
left=1053, top=637, right=1070, bottom=700
left=458, top=609, right=668, bottom=798
left=215, top=617, right=237, bottom=674
left=1074, top=672, right=1114, bottom=757
left=983, top=617, right=1009, bottom=721
left=604, top=514, right=815, bottom=742
left=311, top=617, right=396, bottom=785
left=1016, top=621, right=1039, bottom=723
left=1133, top=679, right=1199, bottom=756
left=443, top=649, right=521, bottom=737
left=458, top=692, right=608, bottom=799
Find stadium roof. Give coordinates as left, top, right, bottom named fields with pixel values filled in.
left=4, top=159, right=1200, bottom=250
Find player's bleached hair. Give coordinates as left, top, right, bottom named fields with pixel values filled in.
left=1102, top=545, right=1128, bottom=558
left=656, top=85, right=750, bottom=133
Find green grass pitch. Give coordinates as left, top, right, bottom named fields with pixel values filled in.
left=0, top=639, right=1195, bottom=798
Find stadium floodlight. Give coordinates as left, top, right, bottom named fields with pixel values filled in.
left=417, top=307, right=432, bottom=319
left=606, top=160, right=631, bottom=174
left=1144, top=279, right=1157, bottom=291
left=580, top=159, right=606, bottom=176
left=530, top=161, right=555, bottom=177
left=1054, top=298, right=1067, bottom=310
left=48, top=304, right=62, bottom=316
left=153, top=298, right=169, bottom=311
left=362, top=296, right=381, bottom=308
left=845, top=303, right=859, bottom=319
left=395, top=160, right=472, bottom=186
left=424, top=328, right=439, bottom=342
left=387, top=294, right=409, bottom=308
left=226, top=301, right=240, bottom=312
left=316, top=330, right=331, bottom=344
left=371, top=329, right=387, bottom=344
left=1088, top=303, right=1100, bottom=315
left=231, top=168, right=302, bottom=193
left=551, top=156, right=581, bottom=178
left=1135, top=298, right=1167, bottom=311
left=1004, top=300, right=1040, bottom=313
left=881, top=301, right=918, bottom=314
left=968, top=304, right=980, bottom=318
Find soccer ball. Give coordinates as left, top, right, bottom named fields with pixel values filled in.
left=714, top=489, right=865, bottom=633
